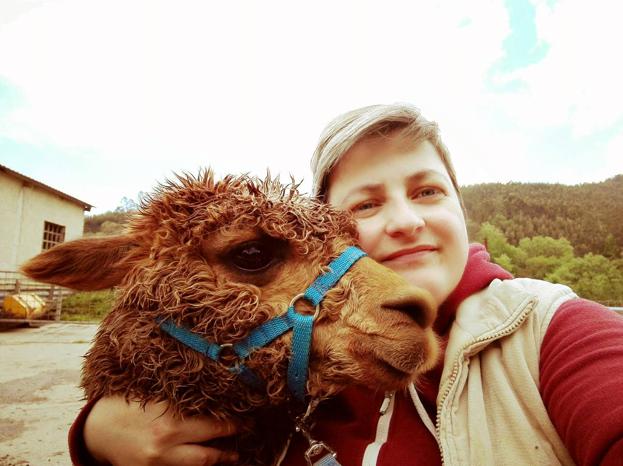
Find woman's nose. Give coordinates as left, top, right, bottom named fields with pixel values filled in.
left=384, top=200, right=425, bottom=237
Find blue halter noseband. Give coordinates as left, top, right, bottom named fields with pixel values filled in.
left=157, top=246, right=366, bottom=402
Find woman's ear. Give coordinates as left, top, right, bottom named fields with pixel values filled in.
left=21, top=235, right=142, bottom=291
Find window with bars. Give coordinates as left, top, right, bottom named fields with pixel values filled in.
left=42, top=221, right=65, bottom=250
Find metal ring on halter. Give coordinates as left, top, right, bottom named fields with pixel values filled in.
left=219, top=342, right=234, bottom=353
left=288, top=293, right=321, bottom=320
left=217, top=342, right=239, bottom=368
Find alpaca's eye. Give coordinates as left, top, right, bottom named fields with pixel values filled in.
left=228, top=240, right=281, bottom=273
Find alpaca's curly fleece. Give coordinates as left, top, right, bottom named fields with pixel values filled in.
left=81, top=171, right=360, bottom=465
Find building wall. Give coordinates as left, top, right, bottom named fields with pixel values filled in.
left=0, top=171, right=85, bottom=271
left=0, top=172, right=22, bottom=270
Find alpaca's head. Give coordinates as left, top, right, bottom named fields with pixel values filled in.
left=22, top=171, right=438, bottom=416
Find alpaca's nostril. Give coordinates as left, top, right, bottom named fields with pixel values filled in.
left=388, top=303, right=426, bottom=327
left=383, top=296, right=435, bottom=328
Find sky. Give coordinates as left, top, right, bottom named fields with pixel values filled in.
left=1, top=0, right=622, bottom=214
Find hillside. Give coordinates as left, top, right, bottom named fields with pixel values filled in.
left=462, top=174, right=623, bottom=258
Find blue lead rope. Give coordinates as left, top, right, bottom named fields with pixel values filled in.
left=157, top=246, right=366, bottom=402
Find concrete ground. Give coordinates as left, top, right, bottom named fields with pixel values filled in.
left=0, top=323, right=97, bottom=466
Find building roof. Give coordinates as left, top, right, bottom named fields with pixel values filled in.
left=0, top=164, right=93, bottom=211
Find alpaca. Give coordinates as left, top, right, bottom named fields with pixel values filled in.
left=22, top=171, right=439, bottom=465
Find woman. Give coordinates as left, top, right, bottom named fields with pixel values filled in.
left=71, top=104, right=623, bottom=465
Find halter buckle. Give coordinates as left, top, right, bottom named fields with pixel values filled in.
left=304, top=441, right=339, bottom=466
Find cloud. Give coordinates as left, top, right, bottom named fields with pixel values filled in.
left=488, top=0, right=623, bottom=135
left=0, top=0, right=621, bottom=213
left=438, top=0, right=623, bottom=186
left=0, top=1, right=510, bottom=187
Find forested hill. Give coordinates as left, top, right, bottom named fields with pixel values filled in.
left=462, top=174, right=623, bottom=258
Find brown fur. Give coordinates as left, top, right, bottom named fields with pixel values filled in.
left=22, top=171, right=439, bottom=465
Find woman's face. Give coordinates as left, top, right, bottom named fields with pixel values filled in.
left=327, top=135, right=469, bottom=307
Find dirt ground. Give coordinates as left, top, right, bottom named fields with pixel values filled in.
left=0, top=322, right=97, bottom=466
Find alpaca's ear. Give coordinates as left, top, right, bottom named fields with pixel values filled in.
left=21, top=235, right=142, bottom=291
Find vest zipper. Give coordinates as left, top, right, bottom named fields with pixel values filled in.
left=434, top=301, right=535, bottom=464
left=361, top=391, right=395, bottom=465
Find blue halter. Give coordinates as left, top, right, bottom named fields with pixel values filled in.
left=157, top=246, right=366, bottom=402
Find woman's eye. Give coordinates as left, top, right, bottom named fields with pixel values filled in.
left=356, top=202, right=374, bottom=211
left=414, top=187, right=443, bottom=199
left=352, top=200, right=379, bottom=212
left=228, top=240, right=279, bottom=272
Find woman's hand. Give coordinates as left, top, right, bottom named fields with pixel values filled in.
left=84, top=396, right=240, bottom=465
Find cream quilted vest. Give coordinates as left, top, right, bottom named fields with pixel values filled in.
left=436, top=278, right=578, bottom=466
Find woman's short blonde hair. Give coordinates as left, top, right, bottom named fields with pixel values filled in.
left=311, top=103, right=463, bottom=209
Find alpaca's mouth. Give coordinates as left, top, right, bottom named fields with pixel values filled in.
left=358, top=351, right=423, bottom=390
left=376, top=356, right=411, bottom=379
left=356, top=355, right=416, bottom=391
left=366, top=336, right=434, bottom=386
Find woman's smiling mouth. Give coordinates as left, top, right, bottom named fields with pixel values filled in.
left=381, top=245, right=439, bottom=265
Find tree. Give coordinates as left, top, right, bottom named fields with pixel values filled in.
left=475, top=223, right=522, bottom=273
left=476, top=223, right=508, bottom=257
left=517, top=236, right=574, bottom=260
left=602, top=234, right=620, bottom=259
left=115, top=196, right=139, bottom=213
left=546, top=254, right=623, bottom=305
left=513, top=236, right=574, bottom=280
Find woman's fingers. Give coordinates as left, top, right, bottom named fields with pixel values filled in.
left=166, top=412, right=240, bottom=444
left=164, top=444, right=239, bottom=466
left=84, top=396, right=240, bottom=466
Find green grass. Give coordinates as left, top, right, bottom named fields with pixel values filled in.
left=61, top=290, right=115, bottom=322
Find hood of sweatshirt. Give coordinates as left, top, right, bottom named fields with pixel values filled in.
left=433, top=243, right=513, bottom=336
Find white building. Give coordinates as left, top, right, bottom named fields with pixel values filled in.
left=0, top=164, right=92, bottom=271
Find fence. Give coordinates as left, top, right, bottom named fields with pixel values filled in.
left=0, top=270, right=73, bottom=321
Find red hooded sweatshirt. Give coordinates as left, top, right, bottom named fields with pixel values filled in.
left=69, top=244, right=623, bottom=465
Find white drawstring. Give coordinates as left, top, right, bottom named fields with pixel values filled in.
left=408, top=383, right=438, bottom=440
